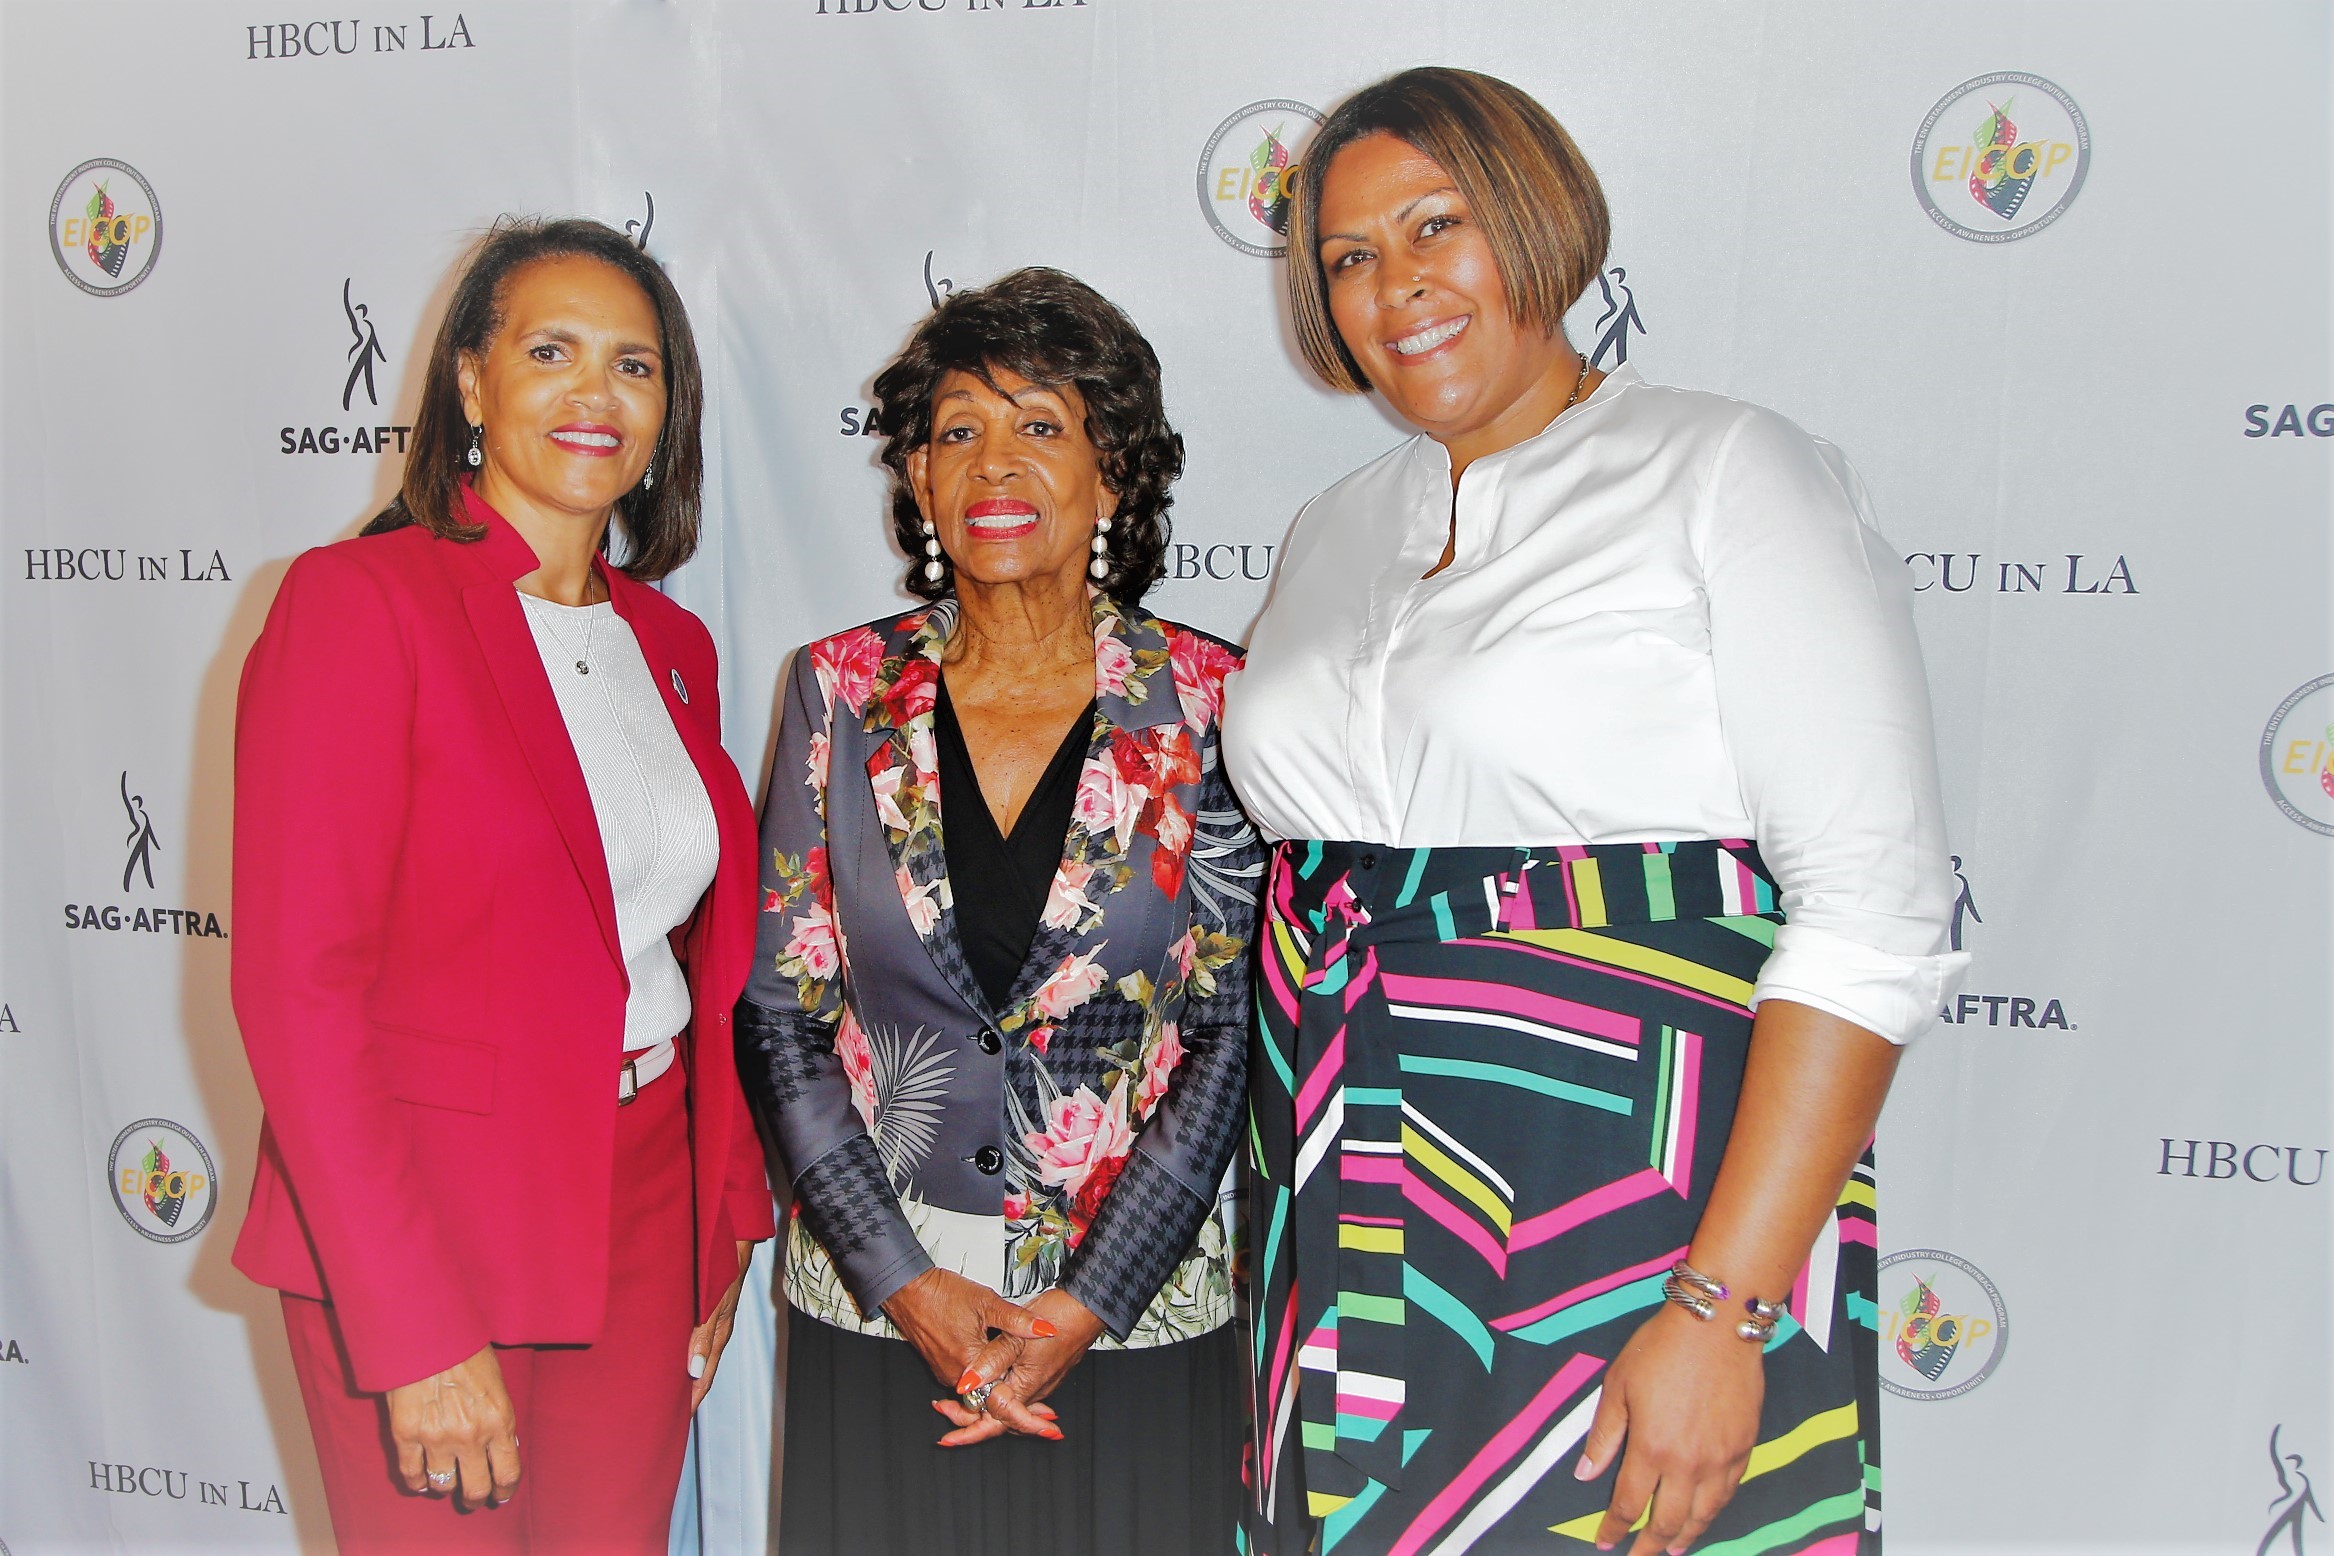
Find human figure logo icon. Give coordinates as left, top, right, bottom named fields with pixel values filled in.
left=342, top=279, right=386, bottom=411
left=1948, top=855, right=1982, bottom=952
left=1589, top=267, right=1645, bottom=369
left=923, top=250, right=956, bottom=311
left=119, top=772, right=159, bottom=892
left=2262, top=1426, right=2323, bottom=1555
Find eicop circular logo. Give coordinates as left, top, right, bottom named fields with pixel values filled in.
left=1910, top=73, right=2089, bottom=243
left=1197, top=100, right=1324, bottom=259
left=107, top=1118, right=218, bottom=1244
left=1878, top=1248, right=2007, bottom=1400
left=49, top=158, right=163, bottom=297
left=2260, top=674, right=2334, bottom=836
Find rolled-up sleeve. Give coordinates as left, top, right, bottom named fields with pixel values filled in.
left=734, top=649, right=931, bottom=1316
left=1697, top=408, right=1969, bottom=1044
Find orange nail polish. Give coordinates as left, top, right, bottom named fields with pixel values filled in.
left=1040, top=1425, right=1065, bottom=1441
left=1031, top=1319, right=1058, bottom=1338
left=955, top=1370, right=981, bottom=1393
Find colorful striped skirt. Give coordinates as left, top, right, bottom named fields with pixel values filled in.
left=1243, top=840, right=1879, bottom=1556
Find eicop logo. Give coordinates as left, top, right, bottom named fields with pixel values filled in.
left=1876, top=1248, right=2007, bottom=1401
left=1197, top=100, right=1323, bottom=258
left=49, top=159, right=163, bottom=297
left=2260, top=675, right=2334, bottom=837
left=1911, top=73, right=2089, bottom=243
left=106, top=1118, right=219, bottom=1244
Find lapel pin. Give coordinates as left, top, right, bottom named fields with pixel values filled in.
left=671, top=669, right=688, bottom=704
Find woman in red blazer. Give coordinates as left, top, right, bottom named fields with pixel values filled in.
left=231, top=217, right=772, bottom=1555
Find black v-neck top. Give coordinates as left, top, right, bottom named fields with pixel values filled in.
left=935, top=677, right=1098, bottom=1011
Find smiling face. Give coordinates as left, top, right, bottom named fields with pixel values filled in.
left=458, top=254, right=666, bottom=527
left=1315, top=132, right=1582, bottom=469
left=907, top=366, right=1118, bottom=596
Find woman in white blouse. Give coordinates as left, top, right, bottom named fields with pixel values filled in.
left=1224, top=69, right=1964, bottom=1556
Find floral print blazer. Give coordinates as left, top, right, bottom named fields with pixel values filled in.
left=736, top=596, right=1263, bottom=1346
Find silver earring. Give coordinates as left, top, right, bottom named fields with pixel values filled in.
left=466, top=425, right=483, bottom=468
left=921, top=519, right=945, bottom=584
left=640, top=458, right=655, bottom=492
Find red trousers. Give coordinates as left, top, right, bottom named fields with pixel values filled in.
left=282, top=1071, right=698, bottom=1555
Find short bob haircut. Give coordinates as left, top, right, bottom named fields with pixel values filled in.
left=364, top=217, right=705, bottom=582
left=1288, top=67, right=1611, bottom=394
left=873, top=267, right=1183, bottom=606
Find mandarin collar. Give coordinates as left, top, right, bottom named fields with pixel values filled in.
left=1411, top=360, right=1641, bottom=478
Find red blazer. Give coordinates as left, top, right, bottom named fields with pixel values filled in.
left=231, top=491, right=775, bottom=1394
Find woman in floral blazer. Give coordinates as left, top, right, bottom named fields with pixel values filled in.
left=736, top=268, right=1263, bottom=1555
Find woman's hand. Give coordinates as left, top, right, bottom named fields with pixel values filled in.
left=933, top=1287, right=1105, bottom=1446
left=686, top=1240, right=758, bottom=1411
left=1570, top=1000, right=1902, bottom=1551
left=881, top=1267, right=1059, bottom=1399
left=385, top=1345, right=521, bottom=1508
left=1575, top=1305, right=1763, bottom=1554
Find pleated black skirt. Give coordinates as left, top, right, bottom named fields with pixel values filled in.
left=779, top=1311, right=1245, bottom=1556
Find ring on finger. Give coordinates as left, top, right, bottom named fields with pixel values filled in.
left=426, top=1469, right=455, bottom=1489
left=959, top=1381, right=996, bottom=1414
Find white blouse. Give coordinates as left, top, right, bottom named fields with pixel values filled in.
left=520, top=593, right=719, bottom=1052
left=1221, top=366, right=1966, bottom=1045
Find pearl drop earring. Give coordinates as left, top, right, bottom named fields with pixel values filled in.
left=1089, top=515, right=1112, bottom=582
left=921, top=519, right=945, bottom=584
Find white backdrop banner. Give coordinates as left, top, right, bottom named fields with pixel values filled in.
left=2, top=3, right=2328, bottom=1554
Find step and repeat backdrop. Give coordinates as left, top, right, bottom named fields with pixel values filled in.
left=2, top=2, right=2327, bottom=1552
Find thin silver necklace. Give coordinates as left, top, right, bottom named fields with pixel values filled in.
left=521, top=590, right=601, bottom=676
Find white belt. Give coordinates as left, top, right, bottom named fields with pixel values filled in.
left=618, top=1037, right=677, bottom=1105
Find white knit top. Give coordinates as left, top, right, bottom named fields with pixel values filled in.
left=519, top=591, right=719, bottom=1052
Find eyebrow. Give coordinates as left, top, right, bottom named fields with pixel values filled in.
left=935, top=383, right=1067, bottom=411
left=521, top=325, right=661, bottom=356
left=1319, top=185, right=1461, bottom=246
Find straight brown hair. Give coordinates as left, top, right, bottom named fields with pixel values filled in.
left=363, top=217, right=705, bottom=582
left=1288, top=67, right=1611, bottom=393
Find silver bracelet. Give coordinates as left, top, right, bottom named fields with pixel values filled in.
left=1665, top=1259, right=1784, bottom=1343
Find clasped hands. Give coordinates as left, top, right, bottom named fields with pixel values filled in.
left=882, top=1267, right=1104, bottom=1448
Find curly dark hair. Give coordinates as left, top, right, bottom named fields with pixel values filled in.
left=873, top=267, right=1183, bottom=605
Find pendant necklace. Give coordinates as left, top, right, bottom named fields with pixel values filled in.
left=522, top=590, right=600, bottom=676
